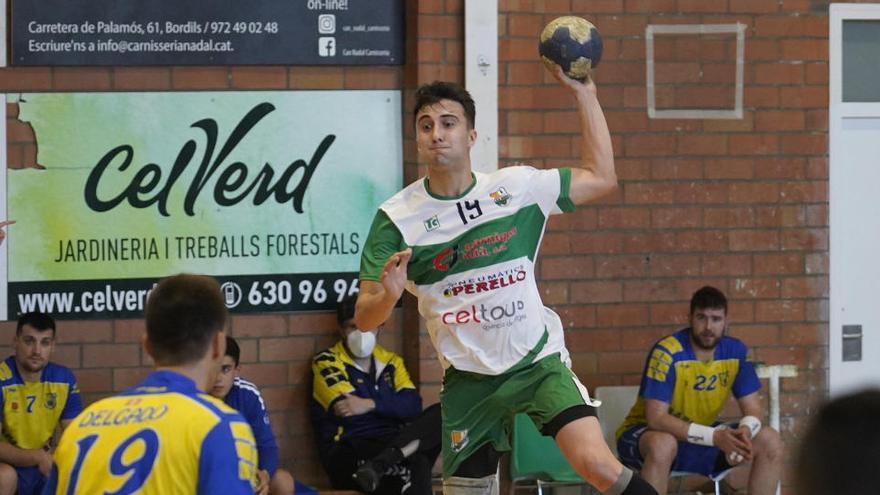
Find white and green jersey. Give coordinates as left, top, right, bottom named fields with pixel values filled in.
left=360, top=166, right=576, bottom=376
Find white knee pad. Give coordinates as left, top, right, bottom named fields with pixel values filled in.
left=442, top=473, right=499, bottom=495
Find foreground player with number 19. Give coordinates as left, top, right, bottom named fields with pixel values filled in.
left=44, top=275, right=258, bottom=494
left=356, top=69, right=658, bottom=494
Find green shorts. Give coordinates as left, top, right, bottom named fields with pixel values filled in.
left=440, top=353, right=598, bottom=478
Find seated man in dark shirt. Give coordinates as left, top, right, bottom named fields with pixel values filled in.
left=311, top=295, right=440, bottom=495
left=212, top=336, right=295, bottom=495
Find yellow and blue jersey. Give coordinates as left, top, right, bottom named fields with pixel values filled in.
left=224, top=376, right=279, bottom=476
left=0, top=356, right=82, bottom=450
left=311, top=341, right=421, bottom=452
left=617, top=329, right=761, bottom=439
left=45, top=370, right=258, bottom=495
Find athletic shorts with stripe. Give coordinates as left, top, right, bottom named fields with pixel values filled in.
left=440, top=353, right=599, bottom=478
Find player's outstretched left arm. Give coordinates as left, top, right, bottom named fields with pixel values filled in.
left=355, top=248, right=411, bottom=331
left=548, top=66, right=617, bottom=206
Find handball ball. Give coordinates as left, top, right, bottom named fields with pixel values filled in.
left=539, top=16, right=603, bottom=81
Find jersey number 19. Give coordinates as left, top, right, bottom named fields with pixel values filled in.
left=67, top=428, right=159, bottom=495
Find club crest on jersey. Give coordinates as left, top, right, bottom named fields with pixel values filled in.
left=489, top=187, right=511, bottom=206
left=45, top=393, right=57, bottom=410
left=450, top=429, right=469, bottom=452
left=424, top=215, right=441, bottom=232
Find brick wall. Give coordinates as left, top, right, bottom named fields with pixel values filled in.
left=0, top=0, right=847, bottom=491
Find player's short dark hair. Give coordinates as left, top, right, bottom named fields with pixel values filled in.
left=337, top=294, right=358, bottom=327
left=16, top=312, right=56, bottom=337
left=689, top=286, right=727, bottom=315
left=796, top=389, right=880, bottom=495
left=145, top=274, right=227, bottom=366
left=414, top=81, right=476, bottom=129
left=225, top=335, right=241, bottom=367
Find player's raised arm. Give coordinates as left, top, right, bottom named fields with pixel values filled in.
left=354, top=248, right=411, bottom=331
left=548, top=65, right=617, bottom=206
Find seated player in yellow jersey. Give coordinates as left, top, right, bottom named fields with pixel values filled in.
left=44, top=274, right=259, bottom=494
left=0, top=312, right=82, bottom=495
left=616, top=286, right=783, bottom=495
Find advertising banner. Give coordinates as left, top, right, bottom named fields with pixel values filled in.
left=1, top=90, right=402, bottom=319
left=11, top=0, right=404, bottom=66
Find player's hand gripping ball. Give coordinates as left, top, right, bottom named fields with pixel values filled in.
left=539, top=16, right=603, bottom=81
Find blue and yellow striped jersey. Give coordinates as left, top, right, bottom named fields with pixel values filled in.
left=311, top=341, right=421, bottom=451
left=224, top=376, right=279, bottom=476
left=617, top=329, right=761, bottom=438
left=0, top=356, right=82, bottom=450
left=46, top=370, right=258, bottom=495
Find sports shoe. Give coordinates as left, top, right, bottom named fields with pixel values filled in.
left=353, top=461, right=383, bottom=493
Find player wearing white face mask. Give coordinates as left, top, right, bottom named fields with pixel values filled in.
left=310, top=294, right=441, bottom=495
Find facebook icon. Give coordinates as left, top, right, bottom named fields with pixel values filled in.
left=318, top=37, right=336, bottom=57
